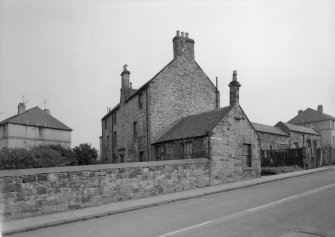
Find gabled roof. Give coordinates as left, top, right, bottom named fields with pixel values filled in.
left=252, top=122, right=288, bottom=136
left=155, top=106, right=233, bottom=143
left=101, top=59, right=175, bottom=120
left=288, top=108, right=335, bottom=124
left=0, top=107, right=72, bottom=131
left=102, top=103, right=120, bottom=120
left=276, top=122, right=319, bottom=136
left=102, top=58, right=218, bottom=120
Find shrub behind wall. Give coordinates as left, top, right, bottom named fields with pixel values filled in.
left=0, top=147, right=69, bottom=170
left=0, top=143, right=98, bottom=170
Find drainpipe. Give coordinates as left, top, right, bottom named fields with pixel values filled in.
left=25, top=120, right=28, bottom=148
left=207, top=131, right=212, bottom=186
left=146, top=86, right=151, bottom=161
left=216, top=77, right=219, bottom=109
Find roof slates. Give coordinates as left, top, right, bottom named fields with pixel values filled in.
left=0, top=107, right=72, bottom=131
left=155, top=106, right=232, bottom=143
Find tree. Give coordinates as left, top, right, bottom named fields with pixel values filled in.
left=73, top=143, right=98, bottom=165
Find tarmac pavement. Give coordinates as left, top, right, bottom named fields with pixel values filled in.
left=2, top=166, right=333, bottom=236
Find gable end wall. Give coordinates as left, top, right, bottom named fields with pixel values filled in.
left=210, top=105, right=261, bottom=185
left=149, top=58, right=217, bottom=152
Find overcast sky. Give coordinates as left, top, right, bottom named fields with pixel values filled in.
left=0, top=0, right=334, bottom=150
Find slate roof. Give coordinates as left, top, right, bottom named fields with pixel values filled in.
left=252, top=123, right=288, bottom=136
left=155, top=106, right=233, bottom=143
left=0, top=107, right=72, bottom=131
left=288, top=108, right=335, bottom=124
left=278, top=122, right=319, bottom=136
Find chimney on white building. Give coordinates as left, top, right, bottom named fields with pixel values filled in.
left=317, top=105, right=323, bottom=113
left=18, top=103, right=26, bottom=114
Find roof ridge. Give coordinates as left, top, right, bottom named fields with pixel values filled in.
left=0, top=106, right=71, bottom=131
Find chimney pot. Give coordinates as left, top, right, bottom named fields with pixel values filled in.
left=130, top=82, right=132, bottom=89
left=233, top=70, right=238, bottom=81
left=172, top=31, right=195, bottom=60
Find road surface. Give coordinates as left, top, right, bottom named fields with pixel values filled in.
left=9, top=168, right=335, bottom=237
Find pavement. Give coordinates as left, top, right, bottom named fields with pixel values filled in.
left=2, top=166, right=333, bottom=236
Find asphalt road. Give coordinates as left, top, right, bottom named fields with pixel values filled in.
left=10, top=169, right=335, bottom=237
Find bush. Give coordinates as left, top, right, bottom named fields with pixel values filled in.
left=73, top=143, right=98, bottom=165
left=30, top=147, right=65, bottom=168
left=37, top=144, right=77, bottom=166
left=0, top=148, right=35, bottom=170
left=0, top=143, right=98, bottom=170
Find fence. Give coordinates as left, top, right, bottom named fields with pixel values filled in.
left=262, top=146, right=335, bottom=168
left=261, top=148, right=304, bottom=167
left=314, top=146, right=335, bottom=167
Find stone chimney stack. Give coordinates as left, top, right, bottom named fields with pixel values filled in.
left=173, top=30, right=195, bottom=60
left=18, top=102, right=26, bottom=114
left=317, top=105, right=323, bottom=113
left=228, top=70, right=241, bottom=106
left=121, top=64, right=130, bottom=90
left=120, top=64, right=131, bottom=103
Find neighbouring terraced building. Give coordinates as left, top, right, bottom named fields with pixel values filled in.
left=287, top=105, right=335, bottom=147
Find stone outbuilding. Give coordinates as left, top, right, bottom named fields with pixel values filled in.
left=153, top=104, right=261, bottom=184
left=252, top=121, right=321, bottom=151
left=252, top=122, right=289, bottom=150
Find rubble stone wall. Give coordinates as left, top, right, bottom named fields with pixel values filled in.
left=0, top=159, right=209, bottom=220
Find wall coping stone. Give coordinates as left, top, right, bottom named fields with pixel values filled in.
left=0, top=158, right=209, bottom=177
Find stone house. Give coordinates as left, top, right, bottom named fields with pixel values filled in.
left=101, top=31, right=219, bottom=163
left=287, top=105, right=335, bottom=147
left=252, top=121, right=321, bottom=151
left=0, top=103, right=72, bottom=149
left=101, top=31, right=261, bottom=182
